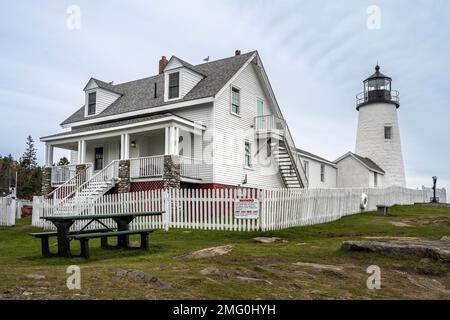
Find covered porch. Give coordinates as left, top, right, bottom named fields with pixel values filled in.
left=41, top=114, right=205, bottom=187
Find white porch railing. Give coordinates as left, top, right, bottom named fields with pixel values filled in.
left=130, top=155, right=201, bottom=180
left=180, top=156, right=201, bottom=179
left=130, top=156, right=164, bottom=178
left=254, top=115, right=286, bottom=132
left=50, top=165, right=77, bottom=186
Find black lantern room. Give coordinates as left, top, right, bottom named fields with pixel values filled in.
left=356, top=65, right=400, bottom=110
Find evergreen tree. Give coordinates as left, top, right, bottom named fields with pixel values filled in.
left=16, top=136, right=41, bottom=200
left=20, top=135, right=38, bottom=170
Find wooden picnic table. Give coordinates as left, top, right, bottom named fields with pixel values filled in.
left=42, top=212, right=164, bottom=257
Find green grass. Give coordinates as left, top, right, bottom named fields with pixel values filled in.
left=0, top=204, right=449, bottom=299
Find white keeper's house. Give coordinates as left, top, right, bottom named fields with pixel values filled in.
left=40, top=50, right=406, bottom=200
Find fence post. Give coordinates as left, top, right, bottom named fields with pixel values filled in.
left=8, top=198, right=16, bottom=226
left=259, top=189, right=265, bottom=232
left=163, top=189, right=170, bottom=231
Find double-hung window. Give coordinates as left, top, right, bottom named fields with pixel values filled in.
left=168, top=72, right=180, bottom=99
left=244, top=140, right=252, bottom=168
left=88, top=92, right=96, bottom=115
left=231, top=87, right=240, bottom=115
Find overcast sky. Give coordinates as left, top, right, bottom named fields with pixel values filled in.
left=0, top=0, right=449, bottom=193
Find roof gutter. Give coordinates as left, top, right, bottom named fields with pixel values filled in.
left=42, top=115, right=206, bottom=142
left=61, top=96, right=214, bottom=129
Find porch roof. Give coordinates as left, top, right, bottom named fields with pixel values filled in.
left=41, top=113, right=205, bottom=142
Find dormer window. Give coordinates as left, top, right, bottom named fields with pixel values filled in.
left=88, top=92, right=96, bottom=115
left=168, top=72, right=180, bottom=99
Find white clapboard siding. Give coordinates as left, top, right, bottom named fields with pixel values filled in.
left=32, top=186, right=446, bottom=232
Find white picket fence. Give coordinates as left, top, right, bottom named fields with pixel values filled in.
left=32, top=186, right=446, bottom=232
left=0, top=197, right=16, bottom=226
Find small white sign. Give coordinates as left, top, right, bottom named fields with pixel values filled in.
left=235, top=199, right=259, bottom=219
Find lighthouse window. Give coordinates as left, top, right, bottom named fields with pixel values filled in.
left=384, top=126, right=392, bottom=140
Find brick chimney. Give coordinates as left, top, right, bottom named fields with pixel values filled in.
left=235, top=50, right=241, bottom=56
left=159, top=56, right=168, bottom=74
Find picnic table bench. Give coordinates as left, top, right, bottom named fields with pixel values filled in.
left=72, top=229, right=154, bottom=259
left=30, top=211, right=163, bottom=259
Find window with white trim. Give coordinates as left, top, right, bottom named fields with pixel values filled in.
left=374, top=172, right=378, bottom=187
left=168, top=72, right=180, bottom=99
left=88, top=92, right=96, bottom=115
left=304, top=160, right=309, bottom=179
left=244, top=140, right=252, bottom=168
left=231, top=87, right=240, bottom=115
left=320, top=164, right=325, bottom=182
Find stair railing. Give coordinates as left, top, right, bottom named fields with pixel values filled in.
left=255, top=115, right=309, bottom=188
left=53, top=160, right=119, bottom=214
left=48, top=164, right=92, bottom=203
left=74, top=160, right=120, bottom=198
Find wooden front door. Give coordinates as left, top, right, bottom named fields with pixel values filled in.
left=94, top=147, right=104, bottom=171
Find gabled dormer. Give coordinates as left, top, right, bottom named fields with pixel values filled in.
left=161, top=56, right=205, bottom=102
left=83, top=78, right=122, bottom=117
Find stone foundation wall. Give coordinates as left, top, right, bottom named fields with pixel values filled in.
left=41, top=168, right=53, bottom=199
left=163, top=155, right=180, bottom=189
left=118, top=160, right=131, bottom=193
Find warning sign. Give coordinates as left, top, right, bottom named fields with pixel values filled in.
left=234, top=199, right=259, bottom=219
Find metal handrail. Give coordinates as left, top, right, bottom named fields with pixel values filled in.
left=356, top=89, right=400, bottom=106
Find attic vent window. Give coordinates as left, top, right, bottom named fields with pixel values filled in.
left=88, top=92, right=96, bottom=115
left=168, top=72, right=180, bottom=99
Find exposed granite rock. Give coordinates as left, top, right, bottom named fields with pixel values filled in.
left=112, top=268, right=174, bottom=288
left=342, top=240, right=450, bottom=262
left=175, top=245, right=233, bottom=259
left=253, top=237, right=282, bottom=243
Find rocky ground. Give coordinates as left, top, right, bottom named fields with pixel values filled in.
left=0, top=204, right=449, bottom=300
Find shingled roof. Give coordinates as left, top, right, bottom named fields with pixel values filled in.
left=296, top=148, right=336, bottom=165
left=61, top=51, right=257, bottom=126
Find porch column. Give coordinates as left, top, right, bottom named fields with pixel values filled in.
left=174, top=127, right=180, bottom=156
left=77, top=140, right=86, bottom=164
left=120, top=133, right=130, bottom=160
left=163, top=126, right=180, bottom=189
left=45, top=144, right=54, bottom=167
left=165, top=126, right=179, bottom=155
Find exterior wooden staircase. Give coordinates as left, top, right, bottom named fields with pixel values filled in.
left=255, top=115, right=308, bottom=188
left=49, top=161, right=119, bottom=214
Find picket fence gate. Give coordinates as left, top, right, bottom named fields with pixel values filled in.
left=0, top=197, right=16, bottom=226
left=31, top=186, right=446, bottom=232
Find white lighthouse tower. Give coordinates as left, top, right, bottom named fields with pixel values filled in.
left=355, top=65, right=406, bottom=187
